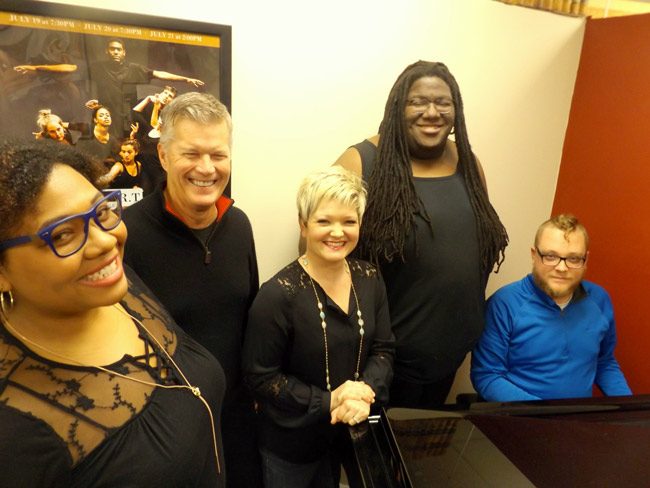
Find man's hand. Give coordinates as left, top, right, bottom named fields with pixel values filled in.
left=13, top=65, right=35, bottom=74
left=186, top=77, right=205, bottom=87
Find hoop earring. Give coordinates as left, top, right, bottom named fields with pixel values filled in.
left=0, top=290, right=14, bottom=315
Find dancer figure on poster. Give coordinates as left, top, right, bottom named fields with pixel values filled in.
left=91, top=105, right=112, bottom=145
left=33, top=109, right=74, bottom=145
left=86, top=39, right=204, bottom=138
left=132, top=86, right=178, bottom=188
left=133, top=85, right=177, bottom=138
left=77, top=105, right=119, bottom=165
left=100, top=137, right=144, bottom=189
left=100, top=135, right=146, bottom=207
left=9, top=30, right=85, bottom=123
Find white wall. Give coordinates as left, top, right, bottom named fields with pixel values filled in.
left=34, top=0, right=586, bottom=397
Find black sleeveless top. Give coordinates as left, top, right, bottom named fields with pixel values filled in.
left=354, top=139, right=484, bottom=383
left=112, top=161, right=144, bottom=189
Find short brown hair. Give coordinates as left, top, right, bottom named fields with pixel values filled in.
left=120, top=138, right=140, bottom=153
left=534, top=214, right=589, bottom=249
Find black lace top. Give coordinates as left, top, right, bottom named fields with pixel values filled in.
left=0, top=269, right=225, bottom=487
left=242, top=258, right=394, bottom=464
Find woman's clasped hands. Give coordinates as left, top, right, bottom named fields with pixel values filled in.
left=329, top=380, right=375, bottom=426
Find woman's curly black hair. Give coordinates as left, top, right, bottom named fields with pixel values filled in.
left=0, top=138, right=104, bottom=249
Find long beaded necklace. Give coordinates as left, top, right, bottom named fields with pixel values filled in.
left=1, top=304, right=221, bottom=474
left=300, top=256, right=365, bottom=391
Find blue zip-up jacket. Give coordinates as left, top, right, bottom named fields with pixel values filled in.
left=471, top=274, right=631, bottom=401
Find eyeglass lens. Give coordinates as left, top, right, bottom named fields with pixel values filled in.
left=540, top=255, right=584, bottom=269
left=408, top=97, right=453, bottom=114
left=50, top=193, right=122, bottom=256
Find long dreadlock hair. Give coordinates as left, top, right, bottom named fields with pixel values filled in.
left=359, top=60, right=508, bottom=281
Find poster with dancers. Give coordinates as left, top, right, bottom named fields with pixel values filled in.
left=0, top=0, right=231, bottom=204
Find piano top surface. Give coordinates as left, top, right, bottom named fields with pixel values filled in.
left=353, top=395, right=650, bottom=488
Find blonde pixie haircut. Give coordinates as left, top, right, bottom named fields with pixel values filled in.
left=297, top=166, right=367, bottom=223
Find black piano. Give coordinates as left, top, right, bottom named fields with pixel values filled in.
left=350, top=395, right=650, bottom=487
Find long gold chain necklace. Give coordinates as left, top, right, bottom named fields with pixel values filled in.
left=1, top=304, right=221, bottom=474
left=300, top=256, right=365, bottom=391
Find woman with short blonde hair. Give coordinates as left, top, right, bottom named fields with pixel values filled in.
left=244, top=166, right=393, bottom=488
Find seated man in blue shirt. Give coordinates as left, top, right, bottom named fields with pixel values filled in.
left=471, top=214, right=631, bottom=402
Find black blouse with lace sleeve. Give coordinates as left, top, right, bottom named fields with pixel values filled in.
left=0, top=268, right=226, bottom=487
left=242, top=258, right=394, bottom=464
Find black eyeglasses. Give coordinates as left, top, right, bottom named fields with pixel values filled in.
left=0, top=190, right=122, bottom=258
left=406, top=96, right=454, bottom=115
left=535, top=247, right=586, bottom=269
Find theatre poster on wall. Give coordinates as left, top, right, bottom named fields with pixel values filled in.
left=0, top=0, right=232, bottom=204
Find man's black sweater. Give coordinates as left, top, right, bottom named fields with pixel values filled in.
left=123, top=184, right=259, bottom=401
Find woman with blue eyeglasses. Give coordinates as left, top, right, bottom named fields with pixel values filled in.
left=0, top=139, right=225, bottom=486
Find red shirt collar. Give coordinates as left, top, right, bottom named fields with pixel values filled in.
left=164, top=194, right=234, bottom=224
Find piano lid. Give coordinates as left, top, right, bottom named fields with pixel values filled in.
left=378, top=395, right=650, bottom=488
left=386, top=408, right=534, bottom=487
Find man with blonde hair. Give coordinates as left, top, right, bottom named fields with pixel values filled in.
left=471, top=214, right=631, bottom=402
left=123, top=92, right=261, bottom=487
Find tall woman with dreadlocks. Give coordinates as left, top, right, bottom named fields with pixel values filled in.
left=335, top=60, right=508, bottom=409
